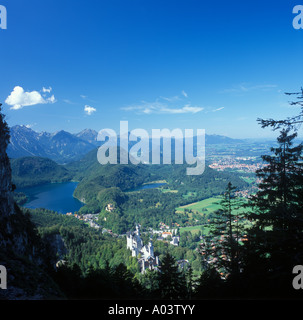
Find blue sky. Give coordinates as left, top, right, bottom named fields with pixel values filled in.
left=0, top=0, right=302, bottom=139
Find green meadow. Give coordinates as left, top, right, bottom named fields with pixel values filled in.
left=176, top=197, right=221, bottom=215
left=176, top=196, right=250, bottom=216
left=179, top=224, right=212, bottom=236
left=177, top=196, right=252, bottom=236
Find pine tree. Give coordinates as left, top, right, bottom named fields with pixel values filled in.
left=185, top=265, right=193, bottom=299
left=193, top=267, right=223, bottom=299
left=156, top=252, right=187, bottom=299
left=204, top=182, right=244, bottom=280
left=237, top=89, right=303, bottom=297
left=139, top=269, right=159, bottom=298
left=257, top=87, right=303, bottom=131
left=111, top=263, right=140, bottom=299
left=243, top=128, right=303, bottom=296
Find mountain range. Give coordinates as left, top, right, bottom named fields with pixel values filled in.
left=7, top=125, right=244, bottom=164
left=8, top=126, right=99, bottom=164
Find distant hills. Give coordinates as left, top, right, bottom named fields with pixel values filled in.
left=7, top=125, right=245, bottom=164
left=205, top=134, right=243, bottom=144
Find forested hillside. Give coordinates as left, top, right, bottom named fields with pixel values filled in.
left=68, top=148, right=248, bottom=233
left=10, top=144, right=248, bottom=233
left=11, top=156, right=72, bottom=188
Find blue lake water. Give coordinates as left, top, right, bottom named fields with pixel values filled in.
left=18, top=181, right=166, bottom=213
left=126, top=182, right=167, bottom=192
left=18, top=181, right=84, bottom=214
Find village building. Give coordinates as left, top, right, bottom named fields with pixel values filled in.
left=106, top=203, right=115, bottom=212
left=170, top=236, right=180, bottom=246
left=162, top=231, right=172, bottom=239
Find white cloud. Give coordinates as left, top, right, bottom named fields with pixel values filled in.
left=84, top=105, right=96, bottom=115
left=181, top=105, right=203, bottom=113
left=47, top=95, right=56, bottom=103
left=122, top=102, right=203, bottom=115
left=5, top=86, right=56, bottom=110
left=160, top=95, right=180, bottom=102
left=122, top=94, right=203, bottom=115
left=213, top=107, right=224, bottom=112
left=160, top=105, right=203, bottom=114
left=42, top=86, right=52, bottom=93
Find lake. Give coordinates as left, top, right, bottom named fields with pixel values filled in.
left=126, top=182, right=167, bottom=192
left=18, top=181, right=166, bottom=213
left=18, top=181, right=84, bottom=214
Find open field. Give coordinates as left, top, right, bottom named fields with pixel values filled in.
left=160, top=188, right=179, bottom=193
left=240, top=176, right=256, bottom=184
left=179, top=224, right=211, bottom=236
left=176, top=197, right=221, bottom=214
left=176, top=196, right=250, bottom=215
left=177, top=196, right=252, bottom=236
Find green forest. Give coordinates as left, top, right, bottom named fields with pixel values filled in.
left=12, top=150, right=249, bottom=234
left=27, top=207, right=205, bottom=299
left=1, top=89, right=303, bottom=300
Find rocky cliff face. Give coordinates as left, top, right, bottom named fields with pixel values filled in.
left=0, top=105, right=63, bottom=299
left=0, top=105, right=17, bottom=249
left=0, top=106, right=39, bottom=255
left=0, top=150, right=14, bottom=217
left=0, top=107, right=33, bottom=255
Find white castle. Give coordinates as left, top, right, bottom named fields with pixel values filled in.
left=126, top=224, right=160, bottom=273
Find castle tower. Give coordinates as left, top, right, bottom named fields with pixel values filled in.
left=135, top=224, right=140, bottom=237
left=148, top=240, right=154, bottom=258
